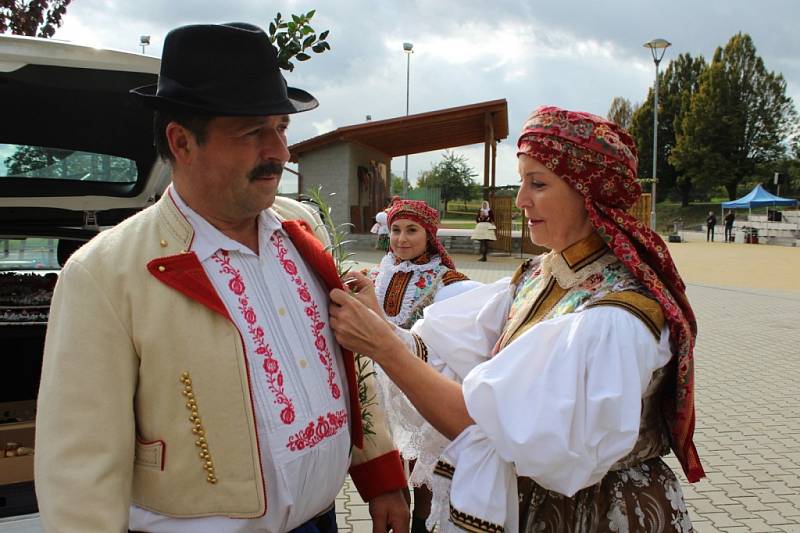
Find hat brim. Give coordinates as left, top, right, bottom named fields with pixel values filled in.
left=129, top=83, right=319, bottom=116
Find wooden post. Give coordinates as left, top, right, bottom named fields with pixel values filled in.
left=491, top=139, right=497, bottom=190
left=484, top=112, right=494, bottom=200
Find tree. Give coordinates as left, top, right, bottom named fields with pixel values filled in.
left=0, top=0, right=72, bottom=37
left=390, top=173, right=409, bottom=195
left=670, top=33, right=799, bottom=200
left=266, top=10, right=330, bottom=72
left=630, top=53, right=706, bottom=206
left=416, top=151, right=478, bottom=211
left=607, top=97, right=635, bottom=130
left=5, top=146, right=137, bottom=182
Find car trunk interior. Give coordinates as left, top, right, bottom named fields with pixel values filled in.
left=0, top=37, right=161, bottom=522
left=0, top=236, right=88, bottom=517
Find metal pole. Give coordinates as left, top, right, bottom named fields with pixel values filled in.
left=403, top=51, right=411, bottom=198
left=651, top=60, right=660, bottom=231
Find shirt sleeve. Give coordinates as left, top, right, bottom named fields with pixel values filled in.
left=461, top=306, right=672, bottom=496
left=412, top=278, right=513, bottom=380
left=433, top=279, right=483, bottom=303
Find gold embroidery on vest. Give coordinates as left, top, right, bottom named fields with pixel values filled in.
left=560, top=231, right=607, bottom=272
left=585, top=290, right=665, bottom=340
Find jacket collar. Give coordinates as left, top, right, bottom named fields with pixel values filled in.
left=147, top=194, right=365, bottom=448
left=542, top=232, right=616, bottom=289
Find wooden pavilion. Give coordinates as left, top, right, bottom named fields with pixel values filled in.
left=289, top=99, right=508, bottom=233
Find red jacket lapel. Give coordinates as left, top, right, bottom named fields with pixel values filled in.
left=147, top=253, right=230, bottom=320
left=282, top=219, right=364, bottom=448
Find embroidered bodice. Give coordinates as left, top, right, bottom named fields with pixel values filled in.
left=498, top=232, right=647, bottom=350
left=365, top=252, right=468, bottom=329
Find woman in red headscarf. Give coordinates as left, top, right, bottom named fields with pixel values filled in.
left=331, top=107, right=704, bottom=532
left=363, top=199, right=480, bottom=533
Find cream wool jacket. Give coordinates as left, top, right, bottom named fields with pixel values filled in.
left=34, top=193, right=403, bottom=532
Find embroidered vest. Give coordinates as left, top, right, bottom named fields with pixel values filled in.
left=502, top=234, right=671, bottom=476
left=366, top=254, right=467, bottom=329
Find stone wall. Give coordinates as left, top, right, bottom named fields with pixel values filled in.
left=297, top=142, right=391, bottom=233
left=297, top=143, right=351, bottom=229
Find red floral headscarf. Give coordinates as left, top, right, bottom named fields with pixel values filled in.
left=517, top=106, right=705, bottom=483
left=387, top=200, right=455, bottom=270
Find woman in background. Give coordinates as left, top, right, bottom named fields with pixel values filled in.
left=364, top=199, right=480, bottom=533
left=471, top=200, right=496, bottom=261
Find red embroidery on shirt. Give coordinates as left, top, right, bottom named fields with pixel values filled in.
left=271, top=233, right=341, bottom=400
left=286, top=410, right=348, bottom=451
left=213, top=251, right=295, bottom=425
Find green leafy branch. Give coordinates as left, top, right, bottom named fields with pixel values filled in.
left=266, top=10, right=331, bottom=72
left=307, top=185, right=377, bottom=440
left=306, top=186, right=355, bottom=276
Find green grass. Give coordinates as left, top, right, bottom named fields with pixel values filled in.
left=441, top=202, right=730, bottom=234
left=654, top=203, right=725, bottom=234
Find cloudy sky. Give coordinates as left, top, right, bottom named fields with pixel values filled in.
left=53, top=0, right=800, bottom=189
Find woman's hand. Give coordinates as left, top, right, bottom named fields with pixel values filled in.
left=329, top=286, right=399, bottom=363
left=341, top=271, right=383, bottom=316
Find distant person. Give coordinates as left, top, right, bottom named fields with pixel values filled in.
left=374, top=196, right=400, bottom=251
left=706, top=211, right=717, bottom=242
left=724, top=211, right=735, bottom=242
left=471, top=200, right=496, bottom=261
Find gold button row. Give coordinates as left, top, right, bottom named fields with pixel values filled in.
left=180, top=372, right=217, bottom=484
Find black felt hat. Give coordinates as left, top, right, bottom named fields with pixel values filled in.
left=130, top=22, right=318, bottom=115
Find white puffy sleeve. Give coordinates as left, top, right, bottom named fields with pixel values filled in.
left=432, top=279, right=483, bottom=303
left=379, top=278, right=511, bottom=488
left=461, top=306, right=672, bottom=496
left=412, top=278, right=513, bottom=380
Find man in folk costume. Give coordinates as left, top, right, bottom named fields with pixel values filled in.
left=34, top=23, right=408, bottom=533
left=328, top=106, right=705, bottom=532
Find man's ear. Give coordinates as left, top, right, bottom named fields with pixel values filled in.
left=165, top=122, right=196, bottom=165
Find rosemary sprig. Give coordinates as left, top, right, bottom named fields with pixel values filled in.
left=306, top=185, right=378, bottom=440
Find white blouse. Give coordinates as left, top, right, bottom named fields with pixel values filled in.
left=403, top=278, right=672, bottom=531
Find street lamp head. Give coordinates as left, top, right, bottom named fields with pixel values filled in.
left=403, top=42, right=414, bottom=52
left=643, top=38, right=671, bottom=63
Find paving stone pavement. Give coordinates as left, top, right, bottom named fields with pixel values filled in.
left=337, top=251, right=800, bottom=532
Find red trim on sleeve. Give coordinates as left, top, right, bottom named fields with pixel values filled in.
left=348, top=450, right=407, bottom=501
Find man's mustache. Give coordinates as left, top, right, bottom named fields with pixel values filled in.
left=249, top=161, right=284, bottom=180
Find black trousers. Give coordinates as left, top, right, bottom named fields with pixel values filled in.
left=725, top=224, right=733, bottom=242
left=707, top=225, right=715, bottom=241
left=129, top=506, right=337, bottom=533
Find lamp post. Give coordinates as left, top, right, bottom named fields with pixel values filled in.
left=139, top=35, right=150, bottom=55
left=402, top=42, right=413, bottom=198
left=643, top=38, right=671, bottom=231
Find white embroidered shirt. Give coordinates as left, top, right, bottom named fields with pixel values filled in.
left=129, top=188, right=350, bottom=533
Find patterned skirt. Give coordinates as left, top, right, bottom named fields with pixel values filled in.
left=518, top=457, right=693, bottom=533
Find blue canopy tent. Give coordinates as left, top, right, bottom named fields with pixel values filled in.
left=721, top=183, right=798, bottom=210
left=721, top=184, right=798, bottom=242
